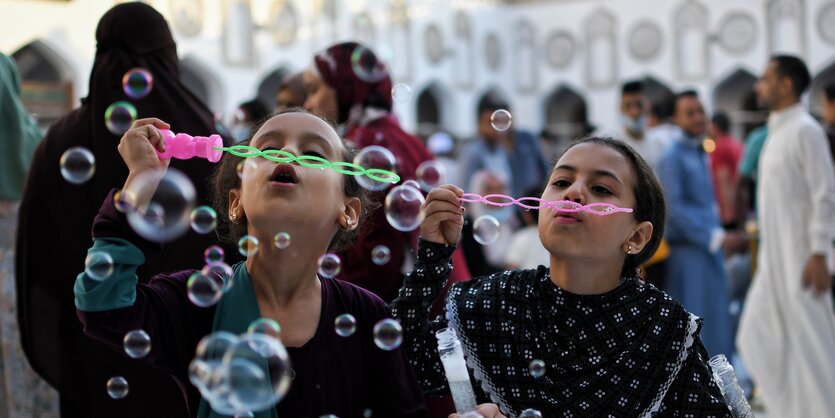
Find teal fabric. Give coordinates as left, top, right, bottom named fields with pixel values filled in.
left=74, top=237, right=145, bottom=312
left=0, top=52, right=43, bottom=200
left=197, top=262, right=277, bottom=418
left=739, top=125, right=768, bottom=181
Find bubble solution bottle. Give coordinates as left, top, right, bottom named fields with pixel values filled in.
left=709, top=354, right=754, bottom=418
left=436, top=327, right=478, bottom=414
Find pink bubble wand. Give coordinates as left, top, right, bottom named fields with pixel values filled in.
left=460, top=193, right=633, bottom=216
left=155, top=129, right=223, bottom=163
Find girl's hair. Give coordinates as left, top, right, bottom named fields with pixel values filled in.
left=211, top=107, right=376, bottom=252
left=561, top=136, right=666, bottom=279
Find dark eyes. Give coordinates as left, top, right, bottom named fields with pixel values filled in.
left=551, top=179, right=612, bottom=195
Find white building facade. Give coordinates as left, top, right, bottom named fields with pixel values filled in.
left=3, top=0, right=835, bottom=141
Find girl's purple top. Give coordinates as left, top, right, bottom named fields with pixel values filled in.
left=76, top=190, right=426, bottom=417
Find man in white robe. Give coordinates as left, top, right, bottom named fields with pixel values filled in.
left=737, top=55, right=835, bottom=418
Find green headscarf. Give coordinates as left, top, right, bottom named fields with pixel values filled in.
left=0, top=52, right=42, bottom=200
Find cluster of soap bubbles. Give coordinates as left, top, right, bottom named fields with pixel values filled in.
left=188, top=245, right=235, bottom=308
left=189, top=322, right=291, bottom=416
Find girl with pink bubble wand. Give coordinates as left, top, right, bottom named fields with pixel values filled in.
left=392, top=136, right=733, bottom=417
left=74, top=110, right=426, bottom=418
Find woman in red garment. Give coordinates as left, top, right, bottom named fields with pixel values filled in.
left=303, top=41, right=471, bottom=304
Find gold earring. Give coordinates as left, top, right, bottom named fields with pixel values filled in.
left=230, top=213, right=238, bottom=224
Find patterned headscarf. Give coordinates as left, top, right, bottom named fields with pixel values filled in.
left=312, top=41, right=393, bottom=125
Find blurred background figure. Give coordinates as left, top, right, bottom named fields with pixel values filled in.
left=737, top=55, right=835, bottom=418
left=459, top=93, right=550, bottom=198
left=303, top=41, right=470, bottom=304
left=605, top=80, right=671, bottom=172
left=461, top=170, right=516, bottom=277
left=708, top=112, right=743, bottom=230
left=659, top=90, right=734, bottom=357
left=0, top=52, right=57, bottom=418
left=821, top=82, right=835, bottom=163
left=504, top=185, right=549, bottom=271
left=275, top=72, right=306, bottom=114
left=231, top=98, right=269, bottom=141
left=15, top=3, right=230, bottom=417
left=425, top=131, right=461, bottom=188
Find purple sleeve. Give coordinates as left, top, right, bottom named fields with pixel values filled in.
left=76, top=189, right=214, bottom=376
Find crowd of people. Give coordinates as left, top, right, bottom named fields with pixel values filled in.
left=0, top=2, right=833, bottom=418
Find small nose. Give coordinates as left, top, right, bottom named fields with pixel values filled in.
left=562, top=185, right=584, bottom=204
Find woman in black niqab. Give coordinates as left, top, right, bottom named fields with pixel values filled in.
left=15, top=3, right=230, bottom=417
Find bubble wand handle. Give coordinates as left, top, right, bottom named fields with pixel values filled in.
left=156, top=129, right=223, bottom=163
left=460, top=193, right=634, bottom=216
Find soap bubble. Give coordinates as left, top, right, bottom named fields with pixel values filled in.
left=317, top=253, right=341, bottom=278
left=402, top=179, right=421, bottom=192
left=234, top=413, right=254, bottom=418
left=187, top=271, right=223, bottom=307
left=273, top=232, right=291, bottom=249
left=125, top=168, right=197, bottom=243
left=113, top=189, right=135, bottom=213
left=490, top=109, right=512, bottom=132
left=350, top=45, right=387, bottom=83
left=384, top=185, right=425, bottom=231
left=122, top=68, right=154, bottom=99
left=106, top=376, right=129, bottom=399
left=238, top=235, right=259, bottom=257
left=528, top=359, right=546, bottom=378
left=60, top=147, right=96, bottom=184
left=363, top=409, right=373, bottom=418
left=371, top=245, right=391, bottom=265
left=204, top=246, right=225, bottom=264
left=473, top=215, right=501, bottom=245
left=415, top=160, right=446, bottom=191
left=334, top=313, right=357, bottom=337
left=236, top=159, right=258, bottom=182
left=519, top=409, right=543, bottom=418
left=247, top=318, right=281, bottom=341
left=123, top=329, right=151, bottom=359
left=190, top=332, right=238, bottom=392
left=391, top=83, right=412, bottom=102
left=85, top=251, right=114, bottom=281
left=191, top=206, right=217, bottom=234
left=104, top=101, right=138, bottom=135
left=221, top=333, right=292, bottom=412
left=354, top=145, right=397, bottom=191
left=203, top=261, right=234, bottom=293
left=373, top=318, right=403, bottom=350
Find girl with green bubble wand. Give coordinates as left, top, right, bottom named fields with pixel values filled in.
left=74, top=110, right=426, bottom=417
left=393, top=136, right=734, bottom=417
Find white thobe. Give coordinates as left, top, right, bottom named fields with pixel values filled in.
left=737, top=103, right=835, bottom=418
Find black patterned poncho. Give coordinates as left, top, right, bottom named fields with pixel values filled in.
left=391, top=240, right=732, bottom=418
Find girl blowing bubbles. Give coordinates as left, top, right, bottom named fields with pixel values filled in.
left=392, top=137, right=732, bottom=417
left=74, top=110, right=426, bottom=417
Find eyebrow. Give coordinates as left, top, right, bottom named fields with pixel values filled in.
left=254, top=130, right=336, bottom=154
left=553, top=164, right=623, bottom=185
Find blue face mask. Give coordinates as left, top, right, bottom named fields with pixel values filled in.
left=621, top=114, right=646, bottom=134
left=231, top=124, right=251, bottom=142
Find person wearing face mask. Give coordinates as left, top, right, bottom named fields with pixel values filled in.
left=459, top=170, right=517, bottom=277
left=658, top=90, right=739, bottom=358
left=604, top=81, right=670, bottom=173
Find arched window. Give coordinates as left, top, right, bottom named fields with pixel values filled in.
left=584, top=10, right=617, bottom=88
left=514, top=20, right=538, bottom=94
left=388, top=0, right=412, bottom=82
left=453, top=11, right=475, bottom=90
left=675, top=1, right=709, bottom=80
left=256, top=67, right=289, bottom=112
left=11, top=40, right=76, bottom=130
left=222, top=0, right=255, bottom=67
left=180, top=56, right=225, bottom=114
left=643, top=76, right=676, bottom=122
left=768, top=0, right=805, bottom=55
left=416, top=83, right=445, bottom=137
left=713, top=69, right=766, bottom=138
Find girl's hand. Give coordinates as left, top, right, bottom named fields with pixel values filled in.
left=448, top=403, right=507, bottom=418
left=421, top=184, right=465, bottom=245
left=117, top=118, right=170, bottom=177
